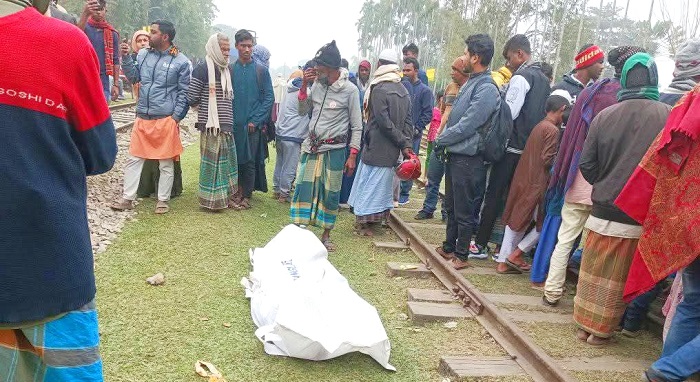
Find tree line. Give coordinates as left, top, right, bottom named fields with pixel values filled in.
left=60, top=0, right=219, bottom=59
left=357, top=0, right=698, bottom=90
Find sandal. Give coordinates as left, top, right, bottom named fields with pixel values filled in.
left=154, top=201, right=170, bottom=214
left=355, top=226, right=374, bottom=237
left=436, top=247, right=455, bottom=260
left=506, top=259, right=531, bottom=272
left=110, top=198, right=134, bottom=211
left=496, top=267, right=522, bottom=275
left=586, top=334, right=612, bottom=347
left=451, top=258, right=472, bottom=270
left=321, top=239, right=336, bottom=252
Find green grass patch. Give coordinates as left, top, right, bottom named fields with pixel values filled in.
left=95, top=141, right=508, bottom=381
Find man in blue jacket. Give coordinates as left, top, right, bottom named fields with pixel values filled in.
left=399, top=56, right=433, bottom=205
left=111, top=20, right=191, bottom=214
left=434, top=34, right=500, bottom=270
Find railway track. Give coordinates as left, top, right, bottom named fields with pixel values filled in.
left=109, top=100, right=137, bottom=132
left=377, top=141, right=664, bottom=381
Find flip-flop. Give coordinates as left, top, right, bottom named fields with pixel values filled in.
left=496, top=267, right=522, bottom=275
left=506, top=259, right=531, bottom=272
left=354, top=228, right=374, bottom=237
left=502, top=261, right=523, bottom=274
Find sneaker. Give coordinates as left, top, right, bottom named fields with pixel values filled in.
left=398, top=195, right=410, bottom=206
left=468, top=243, right=488, bottom=260
left=643, top=369, right=673, bottom=382
left=414, top=210, right=434, bottom=220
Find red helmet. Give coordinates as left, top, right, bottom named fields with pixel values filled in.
left=395, top=153, right=422, bottom=181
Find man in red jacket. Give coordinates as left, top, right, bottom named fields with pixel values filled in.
left=0, top=1, right=117, bottom=380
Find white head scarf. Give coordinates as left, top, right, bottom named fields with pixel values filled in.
left=204, top=33, right=232, bottom=134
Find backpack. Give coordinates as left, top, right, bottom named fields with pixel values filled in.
left=477, top=78, right=513, bottom=163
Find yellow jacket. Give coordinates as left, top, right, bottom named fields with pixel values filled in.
left=491, top=66, right=512, bottom=89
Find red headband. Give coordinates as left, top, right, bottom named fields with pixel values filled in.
left=575, top=45, right=604, bottom=70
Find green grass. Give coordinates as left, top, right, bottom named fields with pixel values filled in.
left=94, top=141, right=508, bottom=382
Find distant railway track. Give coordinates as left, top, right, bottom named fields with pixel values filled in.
left=109, top=100, right=137, bottom=132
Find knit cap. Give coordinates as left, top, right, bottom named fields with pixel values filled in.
left=575, top=45, right=604, bottom=70
left=314, top=40, right=341, bottom=69
left=608, top=46, right=646, bottom=78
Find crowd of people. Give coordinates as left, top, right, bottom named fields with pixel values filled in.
left=2, top=0, right=700, bottom=381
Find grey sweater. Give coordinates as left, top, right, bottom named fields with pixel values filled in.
left=298, top=69, right=363, bottom=153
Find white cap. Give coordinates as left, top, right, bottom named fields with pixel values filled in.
left=550, top=89, right=574, bottom=105
left=378, top=49, right=398, bottom=64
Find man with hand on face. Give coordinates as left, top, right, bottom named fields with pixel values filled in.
left=290, top=40, right=363, bottom=252
left=230, top=29, right=274, bottom=210
left=78, top=0, right=119, bottom=103
left=111, top=20, right=191, bottom=215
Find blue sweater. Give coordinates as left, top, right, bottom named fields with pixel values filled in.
left=0, top=8, right=117, bottom=324
left=402, top=77, right=434, bottom=137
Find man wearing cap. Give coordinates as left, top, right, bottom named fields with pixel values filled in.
left=348, top=50, right=413, bottom=236
left=660, top=38, right=700, bottom=106
left=537, top=46, right=646, bottom=304
left=290, top=40, right=363, bottom=251
left=414, top=56, right=469, bottom=221
left=272, top=60, right=313, bottom=203
left=552, top=44, right=605, bottom=101
left=356, top=60, right=371, bottom=103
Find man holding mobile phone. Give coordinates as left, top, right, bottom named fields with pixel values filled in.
left=79, top=0, right=120, bottom=103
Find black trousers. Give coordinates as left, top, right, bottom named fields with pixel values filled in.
left=475, top=152, right=521, bottom=247
left=443, top=154, right=487, bottom=260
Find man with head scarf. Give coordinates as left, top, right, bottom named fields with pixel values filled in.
left=538, top=46, right=646, bottom=305
left=348, top=50, right=413, bottom=236
left=290, top=40, right=363, bottom=251
left=573, top=53, right=671, bottom=346
left=660, top=39, right=700, bottom=106
left=252, top=44, right=271, bottom=69
left=187, top=33, right=238, bottom=211
left=0, top=1, right=117, bottom=379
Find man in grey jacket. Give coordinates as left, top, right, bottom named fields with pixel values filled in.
left=434, top=34, right=500, bottom=270
left=111, top=20, right=190, bottom=214
left=290, top=41, right=363, bottom=251
left=272, top=61, right=313, bottom=203
left=348, top=49, right=413, bottom=236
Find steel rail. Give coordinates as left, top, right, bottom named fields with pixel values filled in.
left=387, top=210, right=575, bottom=382
left=108, top=100, right=137, bottom=112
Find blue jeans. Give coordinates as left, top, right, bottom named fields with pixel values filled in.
left=422, top=149, right=444, bottom=215
left=651, top=256, right=700, bottom=380
left=399, top=135, right=422, bottom=201
left=621, top=282, right=664, bottom=332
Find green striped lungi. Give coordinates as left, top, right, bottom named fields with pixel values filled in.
left=199, top=132, right=238, bottom=210
left=290, top=148, right=346, bottom=229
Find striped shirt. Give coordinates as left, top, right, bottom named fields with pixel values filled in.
left=187, top=62, right=234, bottom=132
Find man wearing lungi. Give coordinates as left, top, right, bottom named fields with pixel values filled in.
left=290, top=40, right=363, bottom=251
left=111, top=19, right=191, bottom=214
left=1, top=1, right=118, bottom=379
